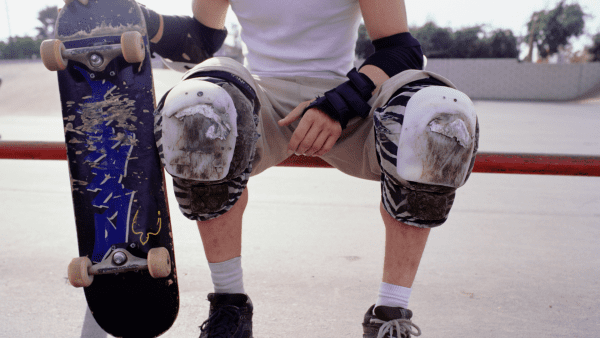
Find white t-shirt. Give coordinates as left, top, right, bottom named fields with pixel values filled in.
left=229, top=0, right=362, bottom=78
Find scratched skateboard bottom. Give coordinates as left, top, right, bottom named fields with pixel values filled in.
left=55, top=1, right=179, bottom=335
left=55, top=0, right=179, bottom=335
left=58, top=55, right=179, bottom=337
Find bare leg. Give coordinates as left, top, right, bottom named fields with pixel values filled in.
left=197, top=188, right=248, bottom=263
left=380, top=202, right=430, bottom=288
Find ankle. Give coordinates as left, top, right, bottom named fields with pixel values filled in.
left=375, top=282, right=411, bottom=310
left=209, top=256, right=245, bottom=294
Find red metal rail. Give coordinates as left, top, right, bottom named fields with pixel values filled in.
left=1, top=140, right=599, bottom=176
left=0, top=141, right=67, bottom=161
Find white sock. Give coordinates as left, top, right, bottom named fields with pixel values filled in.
left=375, top=282, right=411, bottom=309
left=208, top=256, right=245, bottom=294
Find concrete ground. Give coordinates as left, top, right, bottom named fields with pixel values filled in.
left=1, top=61, right=599, bottom=337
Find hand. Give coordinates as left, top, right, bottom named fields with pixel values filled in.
left=278, top=101, right=342, bottom=157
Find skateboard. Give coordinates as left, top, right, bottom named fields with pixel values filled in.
left=40, top=0, right=178, bottom=336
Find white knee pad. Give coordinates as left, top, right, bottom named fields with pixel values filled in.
left=160, top=78, right=238, bottom=181
left=396, top=86, right=477, bottom=188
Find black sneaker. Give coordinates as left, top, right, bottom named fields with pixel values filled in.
left=362, top=305, right=421, bottom=338
left=199, top=293, right=253, bottom=338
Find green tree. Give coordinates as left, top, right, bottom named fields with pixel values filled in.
left=355, top=23, right=375, bottom=59
left=36, top=6, right=59, bottom=39
left=488, top=29, right=519, bottom=58
left=589, top=33, right=600, bottom=62
left=411, top=22, right=453, bottom=58
left=0, top=36, right=42, bottom=59
left=449, top=26, right=488, bottom=58
left=355, top=21, right=519, bottom=60
left=527, top=1, right=586, bottom=60
left=412, top=23, right=518, bottom=58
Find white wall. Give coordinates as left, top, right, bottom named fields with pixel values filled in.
left=425, top=59, right=600, bottom=101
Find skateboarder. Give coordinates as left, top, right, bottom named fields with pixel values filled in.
left=142, top=0, right=479, bottom=337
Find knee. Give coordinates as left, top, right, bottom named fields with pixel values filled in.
left=396, top=86, right=478, bottom=188
left=155, top=70, right=260, bottom=181
left=154, top=67, right=260, bottom=222
left=376, top=85, right=478, bottom=189
left=374, top=84, right=479, bottom=228
left=160, top=79, right=240, bottom=180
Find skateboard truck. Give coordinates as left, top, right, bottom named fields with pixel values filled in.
left=93, top=245, right=148, bottom=275
left=40, top=31, right=146, bottom=72
left=68, top=245, right=171, bottom=288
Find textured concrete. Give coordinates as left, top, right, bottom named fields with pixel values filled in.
left=0, top=61, right=599, bottom=337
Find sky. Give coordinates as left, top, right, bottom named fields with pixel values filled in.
left=1, top=0, right=599, bottom=51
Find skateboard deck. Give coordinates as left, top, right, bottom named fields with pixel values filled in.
left=41, top=0, right=179, bottom=336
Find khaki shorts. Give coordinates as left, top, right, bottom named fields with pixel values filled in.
left=188, top=57, right=453, bottom=181
left=180, top=57, right=469, bottom=227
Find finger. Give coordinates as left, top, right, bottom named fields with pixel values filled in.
left=287, top=115, right=313, bottom=155
left=314, top=135, right=339, bottom=157
left=305, top=131, right=329, bottom=157
left=296, top=125, right=322, bottom=155
left=278, top=109, right=302, bottom=127
left=278, top=102, right=309, bottom=127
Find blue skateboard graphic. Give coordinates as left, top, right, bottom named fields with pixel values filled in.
left=72, top=64, right=136, bottom=263
left=41, top=0, right=179, bottom=336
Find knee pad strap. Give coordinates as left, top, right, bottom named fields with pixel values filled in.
left=172, top=167, right=250, bottom=221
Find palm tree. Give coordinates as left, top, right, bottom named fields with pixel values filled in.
left=36, top=6, right=59, bottom=40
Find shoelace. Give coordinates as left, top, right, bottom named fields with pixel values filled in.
left=200, top=305, right=241, bottom=338
left=371, top=318, right=422, bottom=338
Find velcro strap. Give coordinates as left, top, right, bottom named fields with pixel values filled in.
left=324, top=90, right=348, bottom=119
left=335, top=82, right=371, bottom=119
left=346, top=68, right=375, bottom=99
left=305, top=95, right=338, bottom=122
left=303, top=68, right=375, bottom=130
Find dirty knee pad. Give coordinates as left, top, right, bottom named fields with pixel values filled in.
left=171, top=170, right=251, bottom=221
left=374, top=80, right=479, bottom=228
left=154, top=71, right=260, bottom=220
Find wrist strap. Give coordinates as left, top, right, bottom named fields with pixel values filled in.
left=304, top=68, right=375, bottom=129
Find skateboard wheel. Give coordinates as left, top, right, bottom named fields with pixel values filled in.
left=147, top=247, right=171, bottom=279
left=121, top=31, right=145, bottom=64
left=40, top=39, right=67, bottom=71
left=68, top=257, right=94, bottom=288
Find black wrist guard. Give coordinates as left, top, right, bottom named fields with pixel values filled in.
left=139, top=4, right=161, bottom=40
left=304, top=68, right=376, bottom=129
left=140, top=6, right=227, bottom=64
left=360, top=32, right=424, bottom=77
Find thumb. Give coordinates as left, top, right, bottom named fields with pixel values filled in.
left=278, top=101, right=310, bottom=127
